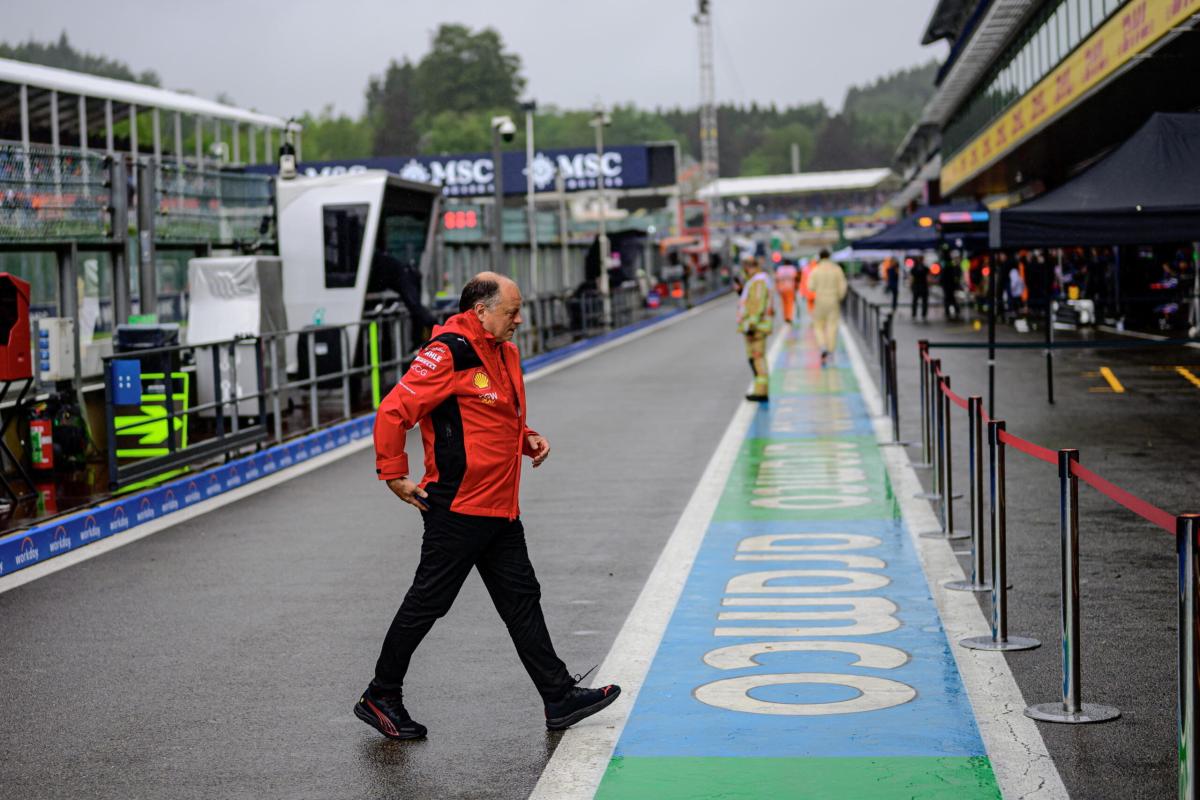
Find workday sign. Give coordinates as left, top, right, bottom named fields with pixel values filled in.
left=250, top=145, right=652, bottom=197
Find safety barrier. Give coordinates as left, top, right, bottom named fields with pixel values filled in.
left=0, top=142, right=275, bottom=247
left=898, top=338, right=1200, bottom=796
left=0, top=142, right=111, bottom=241
left=154, top=162, right=274, bottom=246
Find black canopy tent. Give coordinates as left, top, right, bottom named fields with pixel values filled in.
left=991, top=113, right=1200, bottom=248
left=853, top=202, right=988, bottom=250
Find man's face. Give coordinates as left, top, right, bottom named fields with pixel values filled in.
left=477, top=283, right=523, bottom=342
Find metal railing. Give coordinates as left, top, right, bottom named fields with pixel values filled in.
left=0, top=141, right=275, bottom=247
left=845, top=288, right=1200, bottom=796
left=0, top=142, right=110, bottom=241
left=103, top=310, right=414, bottom=489
left=154, top=162, right=274, bottom=245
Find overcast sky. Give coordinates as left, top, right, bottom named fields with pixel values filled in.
left=9, top=0, right=946, bottom=119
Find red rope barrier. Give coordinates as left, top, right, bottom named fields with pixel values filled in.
left=918, top=353, right=1177, bottom=536
left=939, top=381, right=969, bottom=410
left=997, top=428, right=1058, bottom=465
left=1070, top=461, right=1176, bottom=533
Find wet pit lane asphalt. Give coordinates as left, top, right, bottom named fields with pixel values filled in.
left=0, top=297, right=754, bottom=800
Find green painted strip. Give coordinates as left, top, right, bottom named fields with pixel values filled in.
left=596, top=756, right=1001, bottom=800
left=369, top=321, right=381, bottom=410
left=712, top=435, right=899, bottom=522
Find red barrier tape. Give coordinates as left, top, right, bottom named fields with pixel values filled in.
left=916, top=356, right=1177, bottom=535
left=939, top=381, right=969, bottom=410
left=1069, top=461, right=1176, bottom=533
left=997, top=428, right=1058, bottom=465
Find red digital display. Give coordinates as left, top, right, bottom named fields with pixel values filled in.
left=443, top=210, right=478, bottom=230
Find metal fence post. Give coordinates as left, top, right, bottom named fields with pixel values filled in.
left=208, top=345, right=224, bottom=445
left=339, top=327, right=353, bottom=421
left=922, top=375, right=968, bottom=540
left=948, top=396, right=991, bottom=591
left=1179, top=514, right=1200, bottom=800
left=268, top=334, right=283, bottom=444
left=307, top=333, right=319, bottom=432
left=961, top=420, right=1040, bottom=651
left=913, top=341, right=932, bottom=469
left=915, top=359, right=943, bottom=500
left=881, top=338, right=909, bottom=447
left=1025, top=449, right=1120, bottom=723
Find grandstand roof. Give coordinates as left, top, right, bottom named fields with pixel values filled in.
left=698, top=168, right=894, bottom=199
left=0, top=57, right=294, bottom=132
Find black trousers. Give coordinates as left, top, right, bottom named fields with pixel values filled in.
left=373, top=508, right=573, bottom=703
left=911, top=288, right=929, bottom=319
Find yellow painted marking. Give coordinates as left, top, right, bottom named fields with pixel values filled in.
left=1177, top=367, right=1200, bottom=390
left=1098, top=367, right=1125, bottom=393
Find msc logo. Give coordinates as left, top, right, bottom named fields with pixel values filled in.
left=16, top=536, right=39, bottom=565
left=263, top=455, right=278, bottom=472
left=161, top=490, right=180, bottom=513
left=226, top=465, right=241, bottom=488
left=109, top=506, right=130, bottom=533
left=49, top=526, right=71, bottom=554
left=81, top=515, right=102, bottom=541
left=136, top=497, right=156, bottom=522
left=206, top=473, right=222, bottom=496
left=184, top=481, right=202, bottom=504
left=245, top=461, right=261, bottom=480
left=473, top=372, right=490, bottom=390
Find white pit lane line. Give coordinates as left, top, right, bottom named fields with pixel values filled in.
left=839, top=323, right=1067, bottom=800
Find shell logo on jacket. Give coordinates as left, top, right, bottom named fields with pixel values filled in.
left=374, top=311, right=541, bottom=520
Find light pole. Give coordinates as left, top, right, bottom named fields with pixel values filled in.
left=490, top=115, right=516, bottom=271
left=521, top=100, right=538, bottom=295
left=590, top=104, right=612, bottom=326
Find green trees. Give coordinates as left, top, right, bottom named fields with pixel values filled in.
left=0, top=31, right=160, bottom=86
left=366, top=59, right=419, bottom=156
left=1, top=28, right=940, bottom=177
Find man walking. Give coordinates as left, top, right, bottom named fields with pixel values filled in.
left=910, top=257, right=930, bottom=321
left=358, top=272, right=620, bottom=739
left=808, top=249, right=848, bottom=365
left=738, top=255, right=774, bottom=402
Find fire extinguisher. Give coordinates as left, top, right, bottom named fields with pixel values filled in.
left=28, top=403, right=53, bottom=471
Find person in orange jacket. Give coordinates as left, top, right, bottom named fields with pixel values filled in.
left=799, top=257, right=818, bottom=314
left=358, top=272, right=620, bottom=740
left=774, top=259, right=799, bottom=325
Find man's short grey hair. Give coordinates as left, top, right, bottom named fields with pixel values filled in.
left=459, top=276, right=503, bottom=312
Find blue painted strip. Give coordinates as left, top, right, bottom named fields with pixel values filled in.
left=0, top=291, right=729, bottom=578
left=0, top=415, right=374, bottom=578
left=610, top=330, right=989, bottom=760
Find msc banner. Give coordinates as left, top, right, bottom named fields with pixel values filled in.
left=249, top=145, right=652, bottom=197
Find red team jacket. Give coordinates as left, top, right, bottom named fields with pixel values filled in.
left=374, top=311, right=540, bottom=520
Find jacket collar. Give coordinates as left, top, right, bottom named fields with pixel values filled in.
left=437, top=310, right=500, bottom=351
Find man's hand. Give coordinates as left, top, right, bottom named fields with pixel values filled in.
left=387, top=477, right=429, bottom=511
left=527, top=434, right=551, bottom=468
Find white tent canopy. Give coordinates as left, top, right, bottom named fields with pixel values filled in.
left=699, top=168, right=893, bottom=200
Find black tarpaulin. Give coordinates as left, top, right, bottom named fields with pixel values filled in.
left=852, top=202, right=986, bottom=250
left=992, top=113, right=1200, bottom=248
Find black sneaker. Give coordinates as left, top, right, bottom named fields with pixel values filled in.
left=545, top=683, right=621, bottom=731
left=745, top=393, right=770, bottom=403
left=354, top=686, right=427, bottom=740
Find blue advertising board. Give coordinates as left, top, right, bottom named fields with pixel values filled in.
left=247, top=145, right=655, bottom=197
